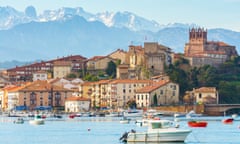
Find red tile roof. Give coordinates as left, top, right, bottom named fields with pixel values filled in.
left=136, top=80, right=170, bottom=93
left=65, top=96, right=91, bottom=101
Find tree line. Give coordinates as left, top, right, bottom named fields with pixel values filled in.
left=165, top=56, right=240, bottom=104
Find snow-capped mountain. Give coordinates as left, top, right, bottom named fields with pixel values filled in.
left=0, top=6, right=164, bottom=32
left=38, top=7, right=94, bottom=22
left=0, top=6, right=239, bottom=63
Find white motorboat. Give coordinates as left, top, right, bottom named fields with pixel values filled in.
left=186, top=110, right=202, bottom=119
left=135, top=118, right=149, bottom=127
left=29, top=115, right=44, bottom=125
left=13, top=118, right=24, bottom=124
left=123, top=109, right=143, bottom=117
left=105, top=112, right=122, bottom=117
left=120, top=119, right=191, bottom=142
left=120, top=117, right=131, bottom=124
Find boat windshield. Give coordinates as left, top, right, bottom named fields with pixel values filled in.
left=151, top=121, right=172, bottom=129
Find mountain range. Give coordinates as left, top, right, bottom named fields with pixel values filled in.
left=0, top=6, right=239, bottom=68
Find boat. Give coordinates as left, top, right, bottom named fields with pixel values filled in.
left=188, top=120, right=207, bottom=127
left=120, top=119, right=191, bottom=142
left=105, top=111, right=122, bottom=117
left=186, top=110, right=202, bottom=119
left=136, top=117, right=161, bottom=127
left=29, top=115, right=45, bottom=125
left=222, top=118, right=234, bottom=124
left=232, top=114, right=238, bottom=119
left=120, top=117, right=131, bottom=124
left=13, top=118, right=24, bottom=124
left=123, top=109, right=143, bottom=117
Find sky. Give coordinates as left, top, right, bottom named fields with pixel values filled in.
left=0, top=0, right=240, bottom=32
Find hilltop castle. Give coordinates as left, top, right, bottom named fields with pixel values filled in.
left=184, top=28, right=238, bottom=67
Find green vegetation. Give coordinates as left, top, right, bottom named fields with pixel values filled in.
left=165, top=56, right=240, bottom=104
left=105, top=61, right=116, bottom=78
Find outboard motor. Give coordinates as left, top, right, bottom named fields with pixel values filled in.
left=119, top=132, right=128, bottom=143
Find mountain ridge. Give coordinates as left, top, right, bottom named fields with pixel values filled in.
left=0, top=6, right=239, bottom=64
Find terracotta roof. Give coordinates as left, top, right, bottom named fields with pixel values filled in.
left=66, top=96, right=91, bottom=101
left=53, top=61, right=72, bottom=66
left=110, top=79, right=152, bottom=84
left=194, top=87, right=216, bottom=93
left=7, top=55, right=86, bottom=71
left=136, top=80, right=170, bottom=93
left=107, top=49, right=127, bottom=56
left=87, top=56, right=106, bottom=61
left=19, top=80, right=72, bottom=92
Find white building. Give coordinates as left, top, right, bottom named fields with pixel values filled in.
left=65, top=97, right=91, bottom=112
left=135, top=80, right=179, bottom=108
left=33, top=71, right=48, bottom=81
left=109, top=79, right=152, bottom=108
left=192, top=87, right=219, bottom=104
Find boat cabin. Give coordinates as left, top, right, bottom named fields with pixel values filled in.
left=149, top=120, right=174, bottom=130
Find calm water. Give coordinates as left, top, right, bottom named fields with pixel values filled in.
left=0, top=116, right=240, bottom=144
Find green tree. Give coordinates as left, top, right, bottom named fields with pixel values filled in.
left=105, top=61, right=116, bottom=78
left=66, top=73, right=77, bottom=78
left=83, top=73, right=99, bottom=81
left=127, top=100, right=137, bottom=109
left=153, top=93, right=158, bottom=106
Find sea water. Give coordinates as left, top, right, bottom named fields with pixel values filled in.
left=0, top=116, right=239, bottom=144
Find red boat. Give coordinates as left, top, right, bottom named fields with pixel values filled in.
left=188, top=121, right=208, bottom=127
left=222, top=118, right=234, bottom=124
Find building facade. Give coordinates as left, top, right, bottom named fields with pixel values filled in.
left=184, top=28, right=238, bottom=67
left=65, top=97, right=91, bottom=112
left=18, top=80, right=74, bottom=111
left=6, top=55, right=87, bottom=82
left=135, top=80, right=179, bottom=108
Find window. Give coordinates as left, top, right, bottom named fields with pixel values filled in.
left=160, top=90, right=163, bottom=94
left=172, top=91, right=175, bottom=96
left=199, top=93, right=202, bottom=99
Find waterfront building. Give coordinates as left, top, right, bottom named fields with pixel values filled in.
left=135, top=80, right=179, bottom=108
left=82, top=80, right=113, bottom=109
left=18, top=80, right=74, bottom=111
left=65, top=96, right=91, bottom=112
left=109, top=79, right=152, bottom=108
left=186, top=87, right=219, bottom=104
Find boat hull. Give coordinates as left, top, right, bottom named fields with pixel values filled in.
left=120, top=120, right=130, bottom=124
left=29, top=119, right=44, bottom=125
left=188, top=121, right=207, bottom=127
left=127, top=130, right=191, bottom=142
left=222, top=118, right=233, bottom=124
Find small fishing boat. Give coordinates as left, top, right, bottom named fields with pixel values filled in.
left=120, top=119, right=191, bottom=142
left=29, top=115, right=45, bottom=125
left=222, top=118, right=234, bottom=124
left=188, top=121, right=208, bottom=127
left=13, top=118, right=24, bottom=124
left=120, top=117, right=131, bottom=124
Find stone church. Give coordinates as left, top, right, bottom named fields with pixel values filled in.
left=184, top=28, right=238, bottom=67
